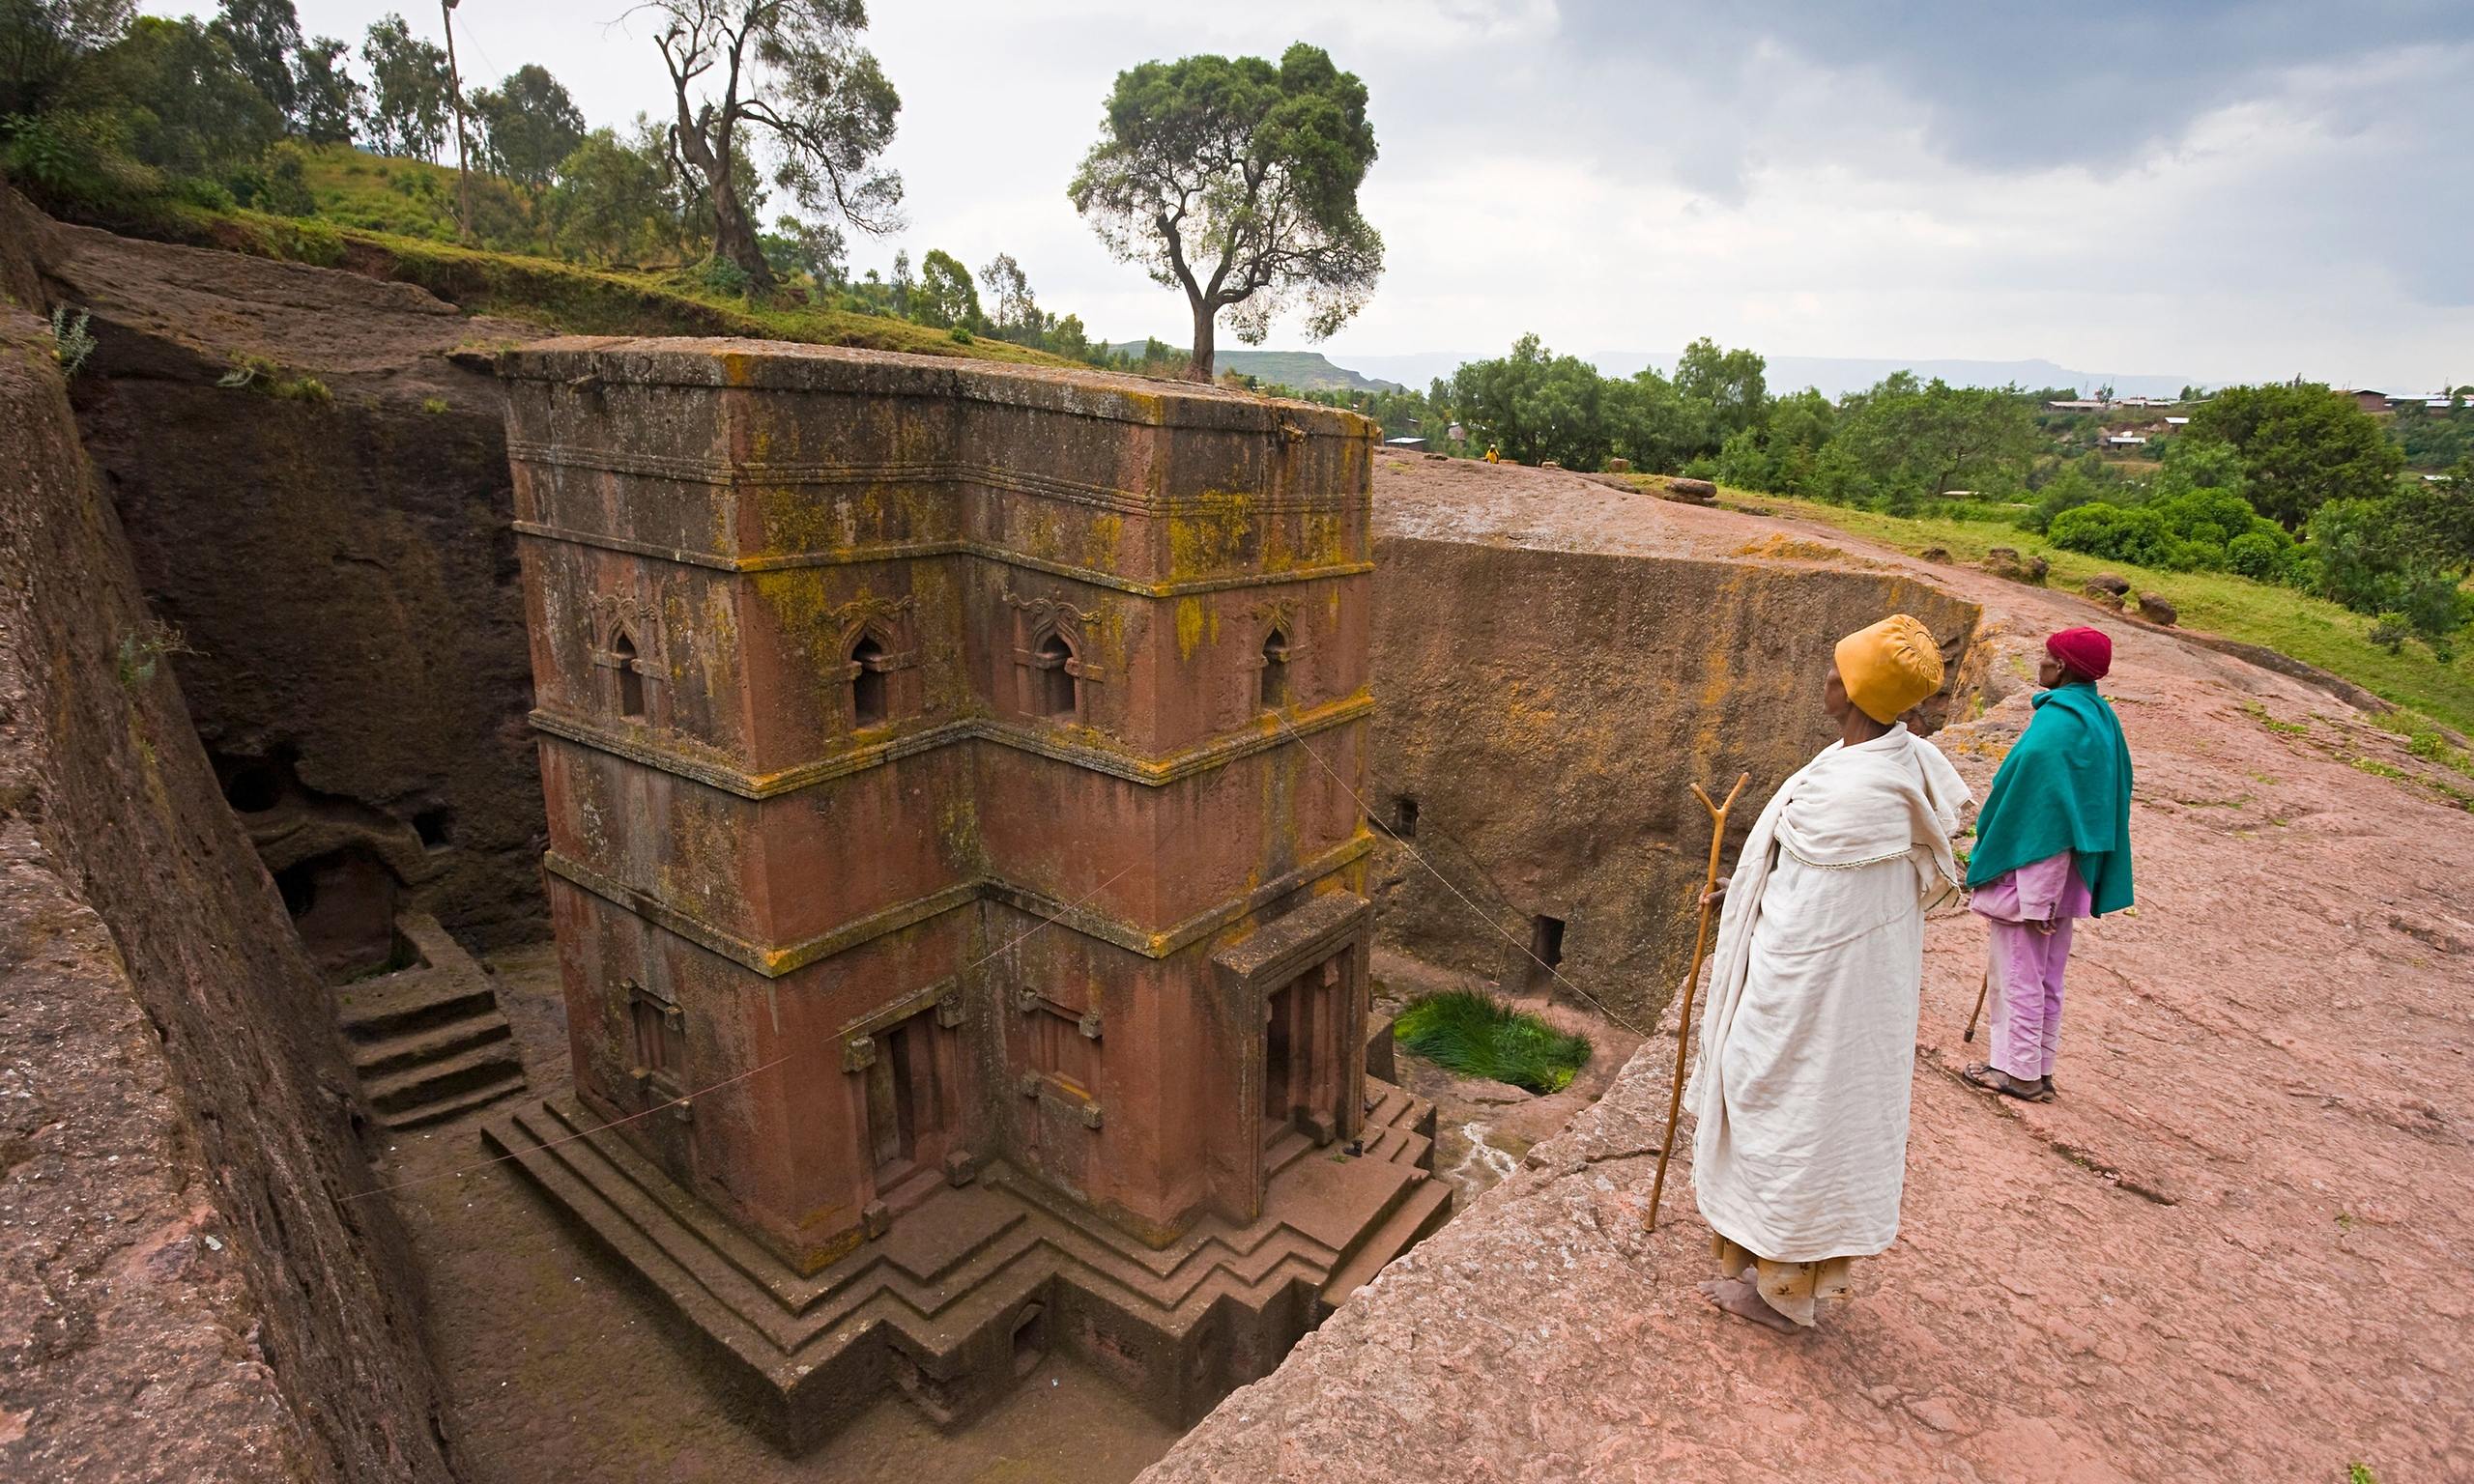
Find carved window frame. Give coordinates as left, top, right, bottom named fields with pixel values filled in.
left=1003, top=589, right=1107, bottom=726
left=623, top=979, right=687, bottom=1111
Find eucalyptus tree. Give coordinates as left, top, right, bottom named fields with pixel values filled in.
left=1070, top=42, right=1381, bottom=381
left=633, top=0, right=901, bottom=288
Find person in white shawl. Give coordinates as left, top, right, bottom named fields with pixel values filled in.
left=1689, top=614, right=1971, bottom=1332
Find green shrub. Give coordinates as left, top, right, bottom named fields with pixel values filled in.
left=2227, top=529, right=2286, bottom=580
left=2370, top=614, right=2412, bottom=653
left=1394, top=989, right=1592, bottom=1094
left=48, top=305, right=95, bottom=377
left=696, top=256, right=752, bottom=298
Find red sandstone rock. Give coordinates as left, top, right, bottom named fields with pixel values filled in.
left=1139, top=499, right=2474, bottom=1484
left=0, top=303, right=454, bottom=1481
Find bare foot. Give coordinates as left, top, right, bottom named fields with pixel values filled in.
left=1698, top=1271, right=1801, bottom=1333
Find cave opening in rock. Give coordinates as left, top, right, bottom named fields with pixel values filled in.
left=414, top=808, right=452, bottom=849
left=220, top=757, right=287, bottom=813
left=1393, top=795, right=1419, bottom=839
left=1525, top=915, right=1566, bottom=993
left=273, top=847, right=403, bottom=982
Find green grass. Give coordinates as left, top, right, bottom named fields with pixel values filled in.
left=1712, top=488, right=2474, bottom=736
left=1394, top=989, right=1593, bottom=1094
left=100, top=146, right=1074, bottom=369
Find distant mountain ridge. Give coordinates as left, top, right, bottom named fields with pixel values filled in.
left=1320, top=350, right=2203, bottom=400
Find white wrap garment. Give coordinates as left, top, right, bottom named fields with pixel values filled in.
left=1689, top=724, right=1971, bottom=1263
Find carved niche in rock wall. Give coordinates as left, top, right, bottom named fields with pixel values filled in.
left=589, top=593, right=665, bottom=725
left=1003, top=588, right=1107, bottom=724
left=1221, top=595, right=1309, bottom=728
left=830, top=592, right=921, bottom=731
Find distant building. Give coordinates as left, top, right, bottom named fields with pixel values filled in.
left=2106, top=434, right=2149, bottom=447
left=1386, top=436, right=1428, bottom=450
left=1446, top=422, right=1466, bottom=442
left=2047, top=399, right=2107, bottom=412
left=2164, top=416, right=2190, bottom=426
left=2336, top=388, right=2393, bottom=414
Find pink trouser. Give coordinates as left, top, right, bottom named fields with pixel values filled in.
left=1986, top=917, right=2073, bottom=1081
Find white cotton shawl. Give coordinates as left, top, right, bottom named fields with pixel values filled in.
left=1688, top=724, right=1971, bottom=1262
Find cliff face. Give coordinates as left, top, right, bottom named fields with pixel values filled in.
left=0, top=302, right=455, bottom=1478
left=1366, top=456, right=1981, bottom=1024
left=42, top=218, right=546, bottom=955
left=1147, top=476, right=2474, bottom=1484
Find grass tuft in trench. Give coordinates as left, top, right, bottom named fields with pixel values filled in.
left=1394, top=989, right=1592, bottom=1094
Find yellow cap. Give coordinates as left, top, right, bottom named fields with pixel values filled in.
left=1834, top=614, right=1945, bottom=724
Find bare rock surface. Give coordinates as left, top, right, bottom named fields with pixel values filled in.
left=0, top=303, right=453, bottom=1480
left=40, top=216, right=550, bottom=948
left=1145, top=472, right=2474, bottom=1483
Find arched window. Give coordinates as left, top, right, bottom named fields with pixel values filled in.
left=1033, top=631, right=1077, bottom=718
left=612, top=630, right=646, bottom=719
left=849, top=633, right=887, bottom=728
left=1259, top=629, right=1290, bottom=708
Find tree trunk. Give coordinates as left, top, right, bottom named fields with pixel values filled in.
left=1187, top=298, right=1216, bottom=383
left=711, top=181, right=772, bottom=290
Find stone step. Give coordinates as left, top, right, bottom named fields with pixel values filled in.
left=1358, top=1124, right=1433, bottom=1169
left=334, top=967, right=495, bottom=1042
left=363, top=1039, right=525, bottom=1117
left=1262, top=1127, right=1315, bottom=1179
left=350, top=1011, right=512, bottom=1077
left=524, top=1099, right=1055, bottom=1347
left=478, top=1108, right=793, bottom=1385
left=381, top=1070, right=527, bottom=1129
left=1319, top=1178, right=1453, bottom=1306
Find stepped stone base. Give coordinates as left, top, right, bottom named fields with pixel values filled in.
left=480, top=1081, right=1448, bottom=1452
left=334, top=911, right=526, bottom=1127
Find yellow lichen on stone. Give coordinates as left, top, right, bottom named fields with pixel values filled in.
left=1167, top=489, right=1253, bottom=579
left=1175, top=598, right=1206, bottom=661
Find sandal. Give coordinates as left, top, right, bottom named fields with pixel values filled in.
left=1961, top=1062, right=2055, bottom=1103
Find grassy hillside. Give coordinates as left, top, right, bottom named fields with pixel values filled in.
left=141, top=199, right=1071, bottom=366
left=1705, top=486, right=2474, bottom=736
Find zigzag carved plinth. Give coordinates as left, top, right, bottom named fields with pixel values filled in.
left=479, top=1084, right=1447, bottom=1453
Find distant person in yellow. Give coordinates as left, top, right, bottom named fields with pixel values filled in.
left=1484, top=444, right=1501, bottom=463
left=1689, top=614, right=1971, bottom=1331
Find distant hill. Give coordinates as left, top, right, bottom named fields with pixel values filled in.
left=1329, top=350, right=2205, bottom=401
left=1095, top=343, right=1405, bottom=392
left=1214, top=351, right=1405, bottom=393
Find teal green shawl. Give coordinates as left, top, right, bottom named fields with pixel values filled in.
left=1965, top=683, right=2135, bottom=915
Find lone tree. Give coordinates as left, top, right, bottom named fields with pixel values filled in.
left=1070, top=43, right=1381, bottom=382
left=634, top=0, right=901, bottom=290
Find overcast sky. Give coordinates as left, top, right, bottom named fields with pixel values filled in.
left=149, top=1, right=2474, bottom=389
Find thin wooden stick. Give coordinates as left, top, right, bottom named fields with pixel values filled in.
left=1963, top=970, right=1991, bottom=1043
left=1646, top=771, right=1750, bottom=1234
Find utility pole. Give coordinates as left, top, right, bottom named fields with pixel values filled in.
left=441, top=0, right=472, bottom=240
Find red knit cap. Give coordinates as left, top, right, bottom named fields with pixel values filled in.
left=2046, top=626, right=2113, bottom=681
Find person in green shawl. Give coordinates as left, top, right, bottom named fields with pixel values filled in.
left=1961, top=626, right=2134, bottom=1102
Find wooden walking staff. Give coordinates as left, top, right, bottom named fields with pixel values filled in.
left=1645, top=771, right=1750, bottom=1234
left=1964, top=971, right=1992, bottom=1042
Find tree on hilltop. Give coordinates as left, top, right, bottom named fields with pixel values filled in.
left=911, top=247, right=977, bottom=328
left=1070, top=42, right=1381, bottom=381
left=0, top=0, right=135, bottom=118
left=2186, top=383, right=2406, bottom=529
left=360, top=14, right=450, bottom=159
left=472, top=64, right=586, bottom=199
left=633, top=0, right=902, bottom=290
left=210, top=0, right=300, bottom=122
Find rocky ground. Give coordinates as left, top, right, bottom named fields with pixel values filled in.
left=1141, top=487, right=2474, bottom=1484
